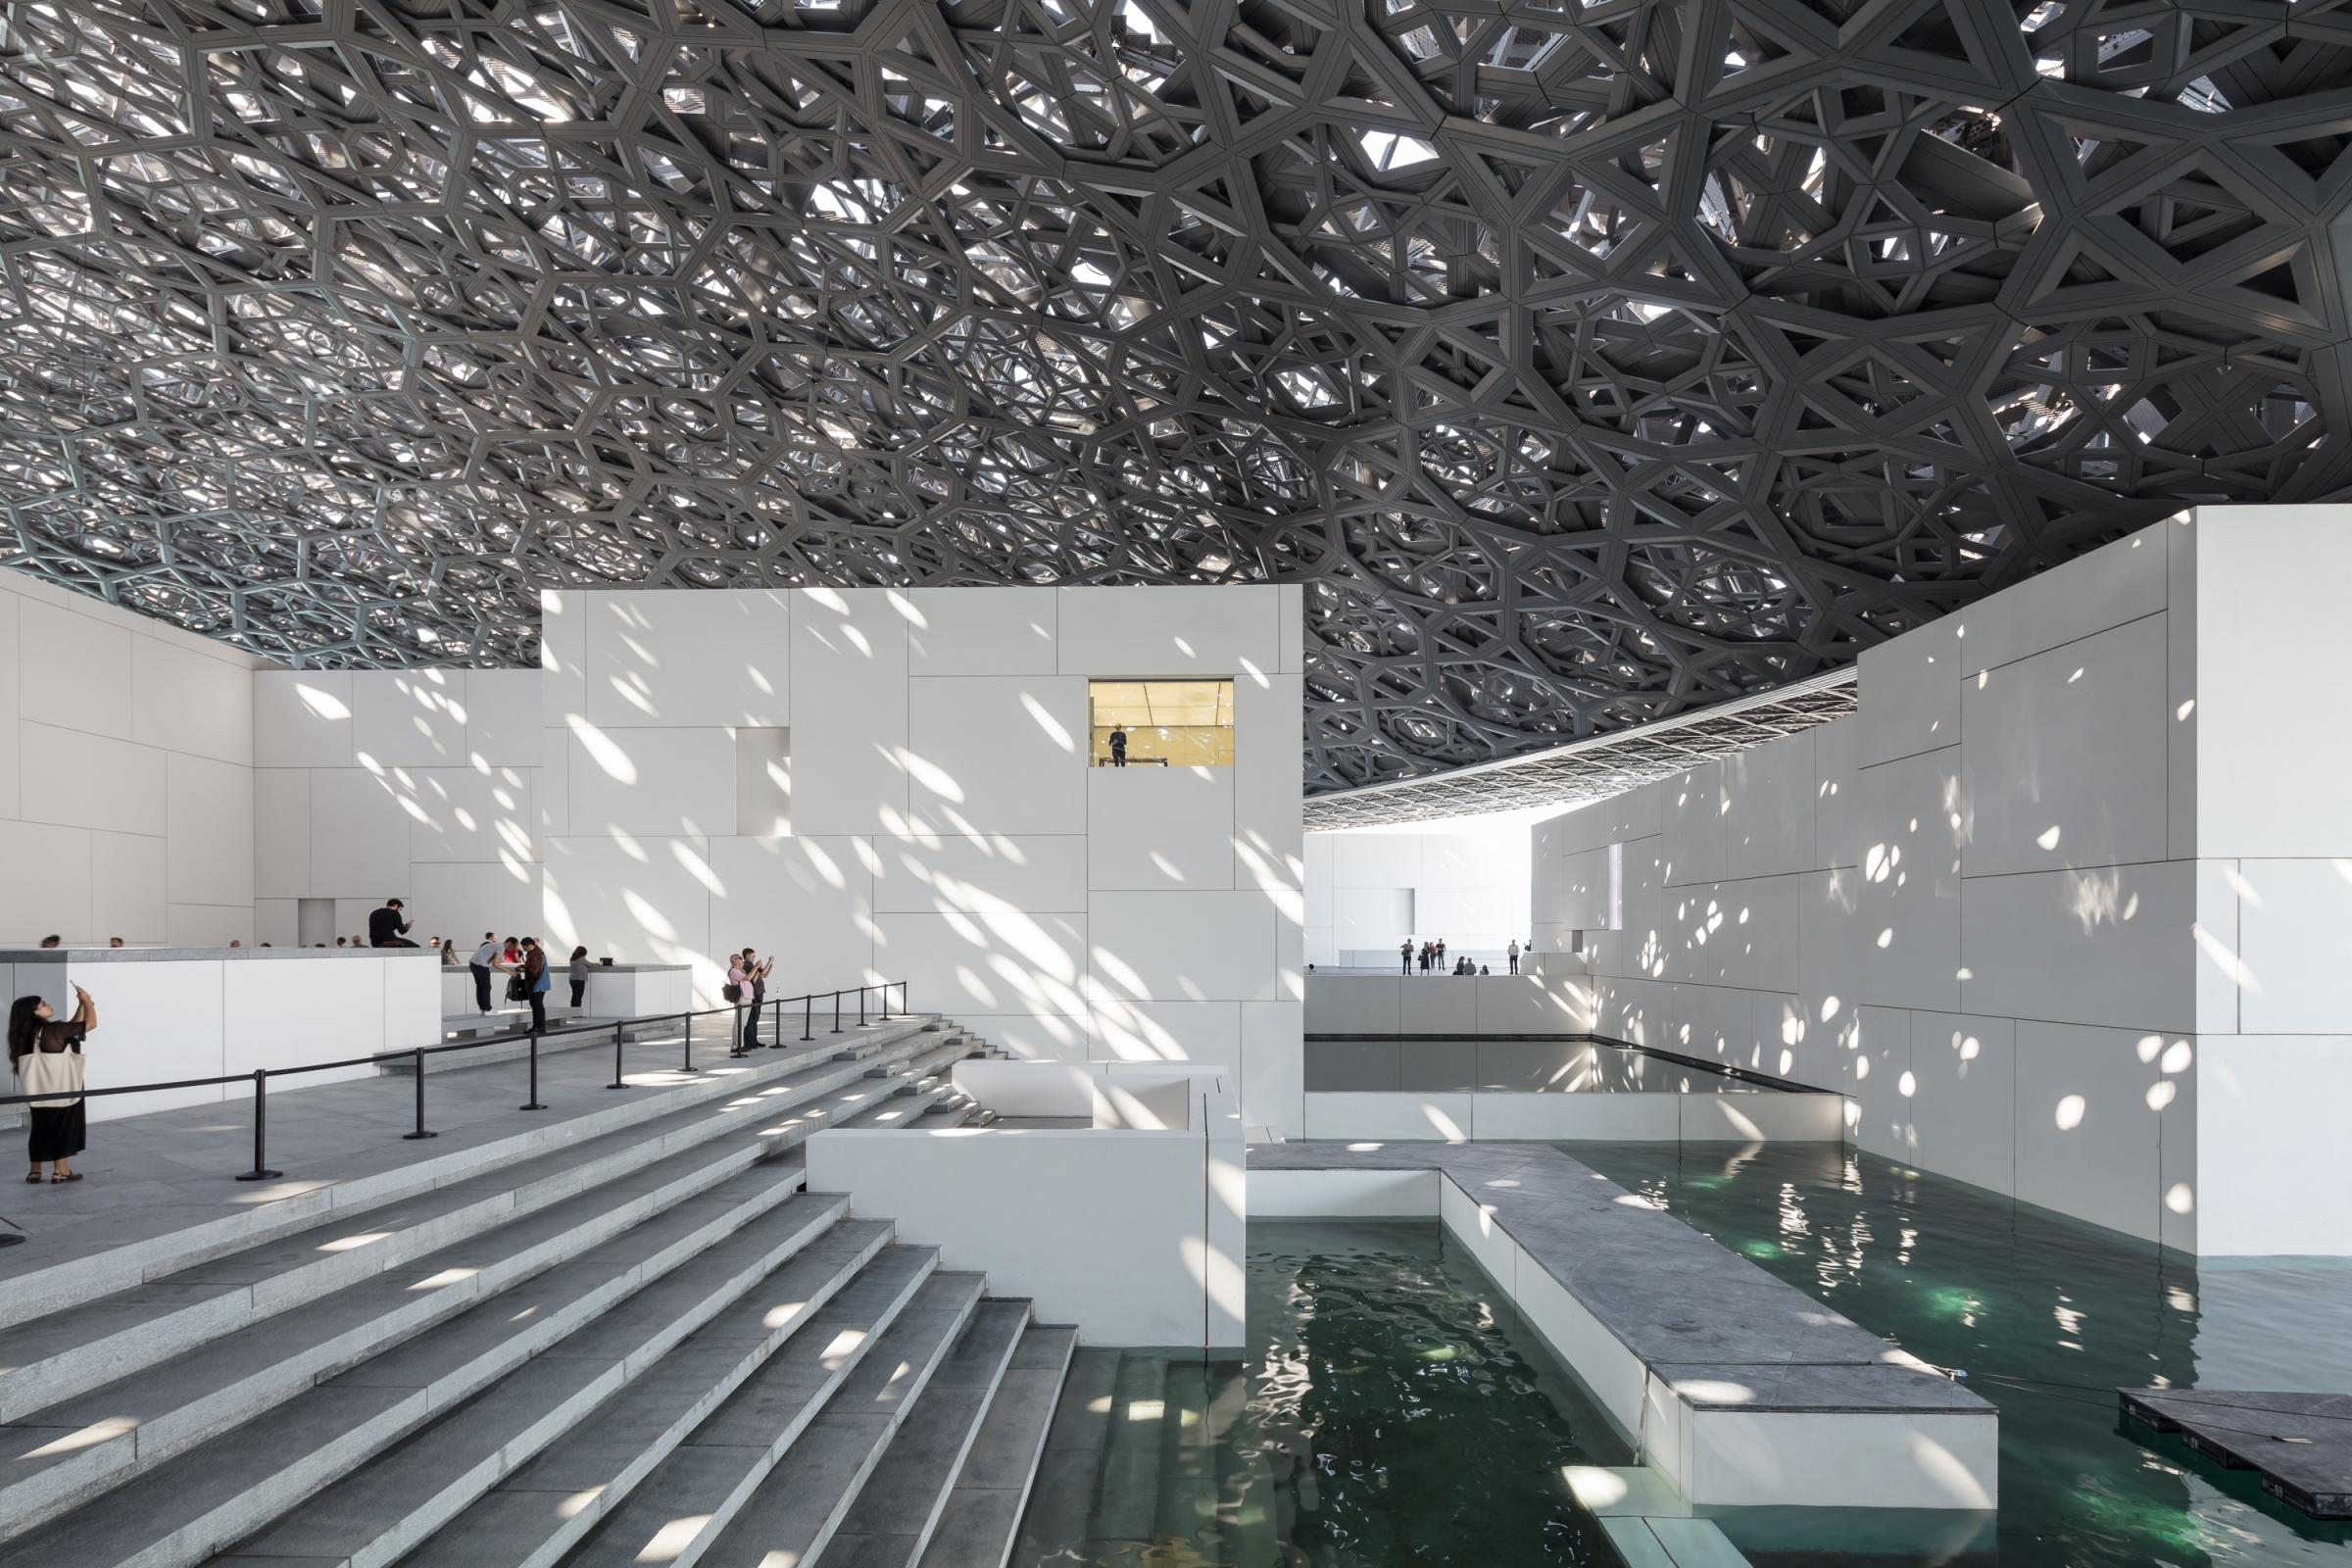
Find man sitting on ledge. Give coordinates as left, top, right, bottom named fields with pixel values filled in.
left=368, top=898, right=416, bottom=949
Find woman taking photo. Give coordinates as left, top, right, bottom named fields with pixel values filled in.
left=9, top=984, right=96, bottom=1183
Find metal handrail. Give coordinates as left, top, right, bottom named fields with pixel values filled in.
left=1, top=979, right=911, bottom=1182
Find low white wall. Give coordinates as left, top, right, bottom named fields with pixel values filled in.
left=1300, top=1089, right=1843, bottom=1143
left=951, top=1059, right=1214, bottom=1128
left=808, top=1075, right=1243, bottom=1347
left=4, top=950, right=439, bottom=1120
left=1305, top=971, right=1594, bottom=1035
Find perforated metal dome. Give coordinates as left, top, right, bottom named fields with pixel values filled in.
left=2, top=0, right=2344, bottom=792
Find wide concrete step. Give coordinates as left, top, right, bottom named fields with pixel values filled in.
left=836, top=1044, right=980, bottom=1132
left=0, top=1145, right=808, bottom=1539
left=210, top=1221, right=908, bottom=1568
left=916, top=1323, right=1080, bottom=1568
left=4, top=1180, right=857, bottom=1568
left=567, top=1269, right=986, bottom=1568
left=0, top=1020, right=949, bottom=1424
left=1, top=1014, right=943, bottom=1331
left=827, top=1299, right=1032, bottom=1567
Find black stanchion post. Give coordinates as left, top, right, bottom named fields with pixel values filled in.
left=768, top=998, right=783, bottom=1048
left=403, top=1048, right=437, bottom=1139
left=234, top=1069, right=283, bottom=1181
left=880, top=983, right=891, bottom=1023
left=832, top=990, right=842, bottom=1034
left=859, top=986, right=867, bottom=1027
left=680, top=1011, right=696, bottom=1073
left=519, top=1031, right=546, bottom=1111
left=608, top=1022, right=627, bottom=1090
left=802, top=995, right=813, bottom=1043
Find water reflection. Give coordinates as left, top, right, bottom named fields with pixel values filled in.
left=1014, top=1221, right=1624, bottom=1565
left=1568, top=1141, right=2352, bottom=1567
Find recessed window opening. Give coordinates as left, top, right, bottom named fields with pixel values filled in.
left=1089, top=679, right=1235, bottom=766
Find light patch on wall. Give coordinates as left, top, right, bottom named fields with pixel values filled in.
left=2054, top=1094, right=2085, bottom=1131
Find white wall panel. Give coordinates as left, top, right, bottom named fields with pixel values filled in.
left=406, top=765, right=533, bottom=865
left=19, top=719, right=168, bottom=835
left=906, top=586, right=1058, bottom=675
left=539, top=587, right=586, bottom=724
left=1555, top=846, right=1614, bottom=931
left=1090, top=891, right=1279, bottom=1002
left=1233, top=670, right=1303, bottom=891
left=255, top=899, right=299, bottom=949
left=538, top=726, right=570, bottom=836
left=353, top=668, right=468, bottom=767
left=874, top=909, right=1088, bottom=1020
left=0, top=589, right=18, bottom=821
left=1334, top=834, right=1420, bottom=888
left=584, top=588, right=791, bottom=728
left=91, top=830, right=167, bottom=944
left=542, top=833, right=714, bottom=970
left=2014, top=1019, right=2170, bottom=1242
left=1953, top=521, right=2168, bottom=676
left=1242, top=998, right=1304, bottom=1138
left=131, top=635, right=252, bottom=765
left=1960, top=860, right=2194, bottom=1031
left=1848, top=1005, right=1912, bottom=1158
left=1813, top=716, right=1861, bottom=869
left=906, top=673, right=1087, bottom=837
left=1277, top=584, right=1304, bottom=674
left=1845, top=749, right=1963, bottom=1011
left=2232, top=858, right=2352, bottom=1033
left=167, top=903, right=255, bottom=948
left=1399, top=978, right=1476, bottom=1035
left=309, top=766, right=417, bottom=898
left=1669, top=875, right=1800, bottom=990
left=1055, top=584, right=1279, bottom=677
left=167, top=753, right=254, bottom=906
left=0, top=821, right=90, bottom=942
left=464, top=669, right=544, bottom=768
left=879, top=833, right=1086, bottom=915
left=1660, top=763, right=1726, bottom=888
left=1092, top=998, right=1240, bottom=1065
left=708, top=834, right=875, bottom=1002
left=408, top=861, right=544, bottom=952
left=564, top=723, right=735, bottom=838
left=790, top=588, right=910, bottom=836
left=1721, top=732, right=1816, bottom=880
left=1960, top=613, right=2169, bottom=877
left=1856, top=617, right=1960, bottom=766
left=1905, top=1012, right=2017, bottom=1197
left=18, top=597, right=132, bottom=734
left=2192, top=1035, right=2352, bottom=1255
left=253, top=670, right=355, bottom=768
left=252, top=770, right=310, bottom=898
left=1085, top=764, right=1232, bottom=892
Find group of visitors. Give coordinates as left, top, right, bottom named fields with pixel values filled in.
left=463, top=933, right=590, bottom=1030
left=1398, top=938, right=1526, bottom=976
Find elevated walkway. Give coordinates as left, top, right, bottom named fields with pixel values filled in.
left=0, top=1015, right=1069, bottom=1568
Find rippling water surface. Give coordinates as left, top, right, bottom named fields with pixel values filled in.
left=1569, top=1140, right=2352, bottom=1568
left=1016, top=1220, right=1626, bottom=1566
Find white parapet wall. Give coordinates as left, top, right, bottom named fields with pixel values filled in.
left=1305, top=969, right=1594, bottom=1035
left=807, top=1065, right=1245, bottom=1348
left=1, top=947, right=440, bottom=1120
left=1530, top=506, right=2352, bottom=1256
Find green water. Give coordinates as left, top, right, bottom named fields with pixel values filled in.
left=1569, top=1140, right=2352, bottom=1568
left=1013, top=1220, right=1630, bottom=1565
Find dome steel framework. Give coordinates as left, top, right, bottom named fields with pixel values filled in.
left=2, top=0, right=2347, bottom=793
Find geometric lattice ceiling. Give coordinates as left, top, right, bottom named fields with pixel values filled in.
left=4, top=0, right=2348, bottom=795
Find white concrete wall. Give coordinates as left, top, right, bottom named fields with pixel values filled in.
left=807, top=1075, right=1245, bottom=1347
left=1531, top=509, right=2352, bottom=1256
left=1303, top=824, right=1530, bottom=966
left=0, top=572, right=261, bottom=947
left=543, top=584, right=1307, bottom=1136
left=251, top=668, right=545, bottom=962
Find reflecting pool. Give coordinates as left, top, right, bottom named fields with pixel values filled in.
left=1570, top=1140, right=2352, bottom=1567
left=1011, top=1219, right=1629, bottom=1565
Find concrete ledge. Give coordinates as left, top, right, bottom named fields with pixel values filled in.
left=1301, top=1089, right=1843, bottom=1143
left=1247, top=1142, right=1995, bottom=1511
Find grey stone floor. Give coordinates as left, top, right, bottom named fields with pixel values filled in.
left=0, top=1010, right=873, bottom=1282
left=1250, top=1140, right=1991, bottom=1419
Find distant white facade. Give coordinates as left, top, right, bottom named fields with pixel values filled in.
left=0, top=571, right=262, bottom=948
left=1303, top=824, right=1531, bottom=967
left=1534, top=506, right=2352, bottom=1256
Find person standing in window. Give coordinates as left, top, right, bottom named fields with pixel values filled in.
left=568, top=947, right=590, bottom=1010
left=520, top=938, right=550, bottom=1033
left=368, top=898, right=416, bottom=949
left=468, top=932, right=500, bottom=1017
left=10, top=985, right=95, bottom=1183
left=1108, top=724, right=1128, bottom=767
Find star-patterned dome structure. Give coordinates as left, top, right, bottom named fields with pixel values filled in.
left=3, top=0, right=2346, bottom=794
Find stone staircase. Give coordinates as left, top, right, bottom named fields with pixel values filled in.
left=0, top=1016, right=1069, bottom=1568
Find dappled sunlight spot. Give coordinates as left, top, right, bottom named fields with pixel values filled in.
left=636, top=1514, right=712, bottom=1561
left=1021, top=691, right=1076, bottom=752
left=622, top=891, right=677, bottom=941
left=2191, top=922, right=2257, bottom=991
left=898, top=748, right=964, bottom=804
left=1148, top=852, right=1187, bottom=883
left=295, top=682, right=349, bottom=720
left=1420, top=1102, right=1467, bottom=1143
left=670, top=841, right=724, bottom=896
left=2146, top=1081, right=2176, bottom=1110
left=2166, top=1183, right=2195, bottom=1214
left=1679, top=1379, right=1757, bottom=1405
left=2036, top=824, right=2061, bottom=851
left=2054, top=1094, right=2086, bottom=1131
left=28, top=1418, right=138, bottom=1458
left=568, top=717, right=638, bottom=785
left=409, top=1267, right=478, bottom=1291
